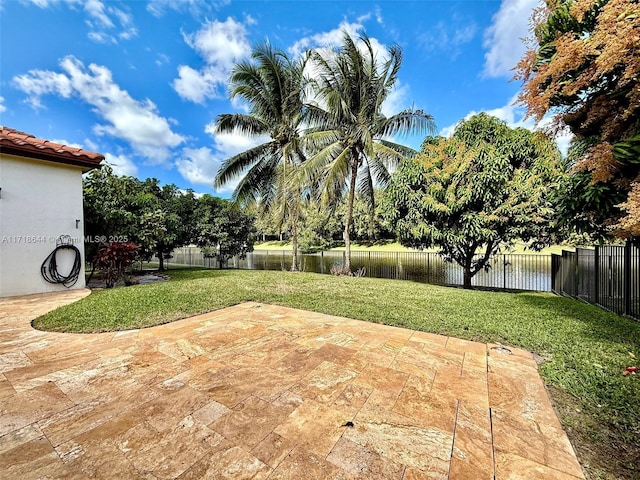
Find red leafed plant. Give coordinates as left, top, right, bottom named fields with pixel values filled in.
left=92, top=242, right=138, bottom=288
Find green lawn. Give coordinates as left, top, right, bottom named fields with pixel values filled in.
left=35, top=269, right=639, bottom=478
left=254, top=240, right=575, bottom=255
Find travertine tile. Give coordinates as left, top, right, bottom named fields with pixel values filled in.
left=326, top=437, right=405, bottom=478
left=0, top=373, right=16, bottom=400
left=0, top=381, right=74, bottom=437
left=274, top=399, right=354, bottom=457
left=269, top=446, right=354, bottom=480
left=495, top=451, right=585, bottom=479
left=251, top=432, right=296, bottom=468
left=0, top=350, right=33, bottom=373
left=209, top=395, right=294, bottom=449
left=492, top=408, right=584, bottom=478
left=177, top=446, right=272, bottom=479
left=0, top=292, right=584, bottom=479
left=0, top=435, right=84, bottom=480
left=449, top=401, right=494, bottom=479
left=116, top=415, right=219, bottom=479
left=292, top=360, right=357, bottom=403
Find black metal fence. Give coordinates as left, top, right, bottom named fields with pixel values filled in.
left=162, top=247, right=552, bottom=292
left=552, top=243, right=640, bottom=320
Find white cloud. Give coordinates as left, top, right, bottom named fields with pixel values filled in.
left=439, top=94, right=573, bottom=156
left=375, top=6, right=384, bottom=25
left=0, top=96, right=6, bottom=113
left=14, top=56, right=184, bottom=163
left=419, top=21, right=477, bottom=59
left=173, top=65, right=227, bottom=104
left=176, top=127, right=269, bottom=191
left=26, top=0, right=137, bottom=43
left=155, top=53, right=170, bottom=66
left=483, top=0, right=541, bottom=78
left=184, top=17, right=251, bottom=66
left=173, top=17, right=251, bottom=103
left=51, top=138, right=82, bottom=148
left=175, top=147, right=220, bottom=186
left=105, top=152, right=138, bottom=176
left=288, top=19, right=387, bottom=59
left=381, top=81, right=410, bottom=118
left=84, top=0, right=113, bottom=28
left=146, top=0, right=229, bottom=17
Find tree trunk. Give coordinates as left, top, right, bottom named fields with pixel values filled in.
left=343, top=158, right=359, bottom=274
left=291, top=212, right=299, bottom=272
left=463, top=267, right=473, bottom=289
left=158, top=249, right=165, bottom=272
left=462, top=254, right=473, bottom=288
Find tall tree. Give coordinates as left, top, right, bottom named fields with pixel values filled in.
left=516, top=0, right=640, bottom=236
left=83, top=168, right=197, bottom=271
left=195, top=195, right=256, bottom=268
left=383, top=114, right=563, bottom=288
left=304, top=32, right=436, bottom=273
left=213, top=43, right=307, bottom=270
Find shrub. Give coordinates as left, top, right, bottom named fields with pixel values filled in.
left=92, top=242, right=138, bottom=288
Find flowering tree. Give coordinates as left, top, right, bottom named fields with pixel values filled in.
left=516, top=0, right=640, bottom=235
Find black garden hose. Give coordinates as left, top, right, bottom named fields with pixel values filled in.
left=41, top=244, right=82, bottom=288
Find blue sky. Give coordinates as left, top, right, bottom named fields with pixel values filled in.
left=0, top=0, right=566, bottom=196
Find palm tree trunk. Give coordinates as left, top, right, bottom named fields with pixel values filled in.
left=291, top=210, right=299, bottom=272
left=343, top=158, right=359, bottom=274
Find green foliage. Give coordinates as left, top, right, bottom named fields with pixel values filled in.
left=194, top=195, right=256, bottom=266
left=83, top=168, right=253, bottom=270
left=297, top=201, right=342, bottom=253
left=384, top=113, right=563, bottom=287
left=83, top=167, right=198, bottom=271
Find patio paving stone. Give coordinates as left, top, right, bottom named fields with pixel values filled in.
left=0, top=289, right=585, bottom=479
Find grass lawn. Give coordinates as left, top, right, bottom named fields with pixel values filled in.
left=254, top=240, right=575, bottom=255
left=35, top=269, right=638, bottom=479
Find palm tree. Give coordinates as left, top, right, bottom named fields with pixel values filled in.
left=213, top=43, right=307, bottom=271
left=304, top=32, right=436, bottom=272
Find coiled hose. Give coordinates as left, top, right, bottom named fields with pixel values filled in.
left=41, top=239, right=82, bottom=288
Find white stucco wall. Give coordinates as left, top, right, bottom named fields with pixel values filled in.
left=0, top=153, right=87, bottom=297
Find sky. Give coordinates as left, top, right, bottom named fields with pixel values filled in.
left=0, top=0, right=569, bottom=196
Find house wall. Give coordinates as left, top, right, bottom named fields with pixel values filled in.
left=0, top=153, right=87, bottom=297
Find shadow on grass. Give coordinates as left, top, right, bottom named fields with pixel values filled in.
left=515, top=292, right=640, bottom=346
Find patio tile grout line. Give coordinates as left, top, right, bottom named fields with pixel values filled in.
left=449, top=399, right=461, bottom=480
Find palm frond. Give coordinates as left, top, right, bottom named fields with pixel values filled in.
left=233, top=153, right=280, bottom=204
left=377, top=110, right=437, bottom=138
left=213, top=141, right=276, bottom=189
left=376, top=139, right=418, bottom=158
left=215, top=114, right=270, bottom=136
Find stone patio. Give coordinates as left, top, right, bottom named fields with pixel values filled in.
left=0, top=290, right=585, bottom=479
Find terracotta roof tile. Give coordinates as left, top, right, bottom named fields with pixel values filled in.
left=0, top=126, right=104, bottom=170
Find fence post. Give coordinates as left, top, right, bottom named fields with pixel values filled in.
left=594, top=246, right=600, bottom=305
left=503, top=255, right=507, bottom=290
left=321, top=251, right=324, bottom=274
left=574, top=248, right=579, bottom=298
left=624, top=241, right=632, bottom=315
